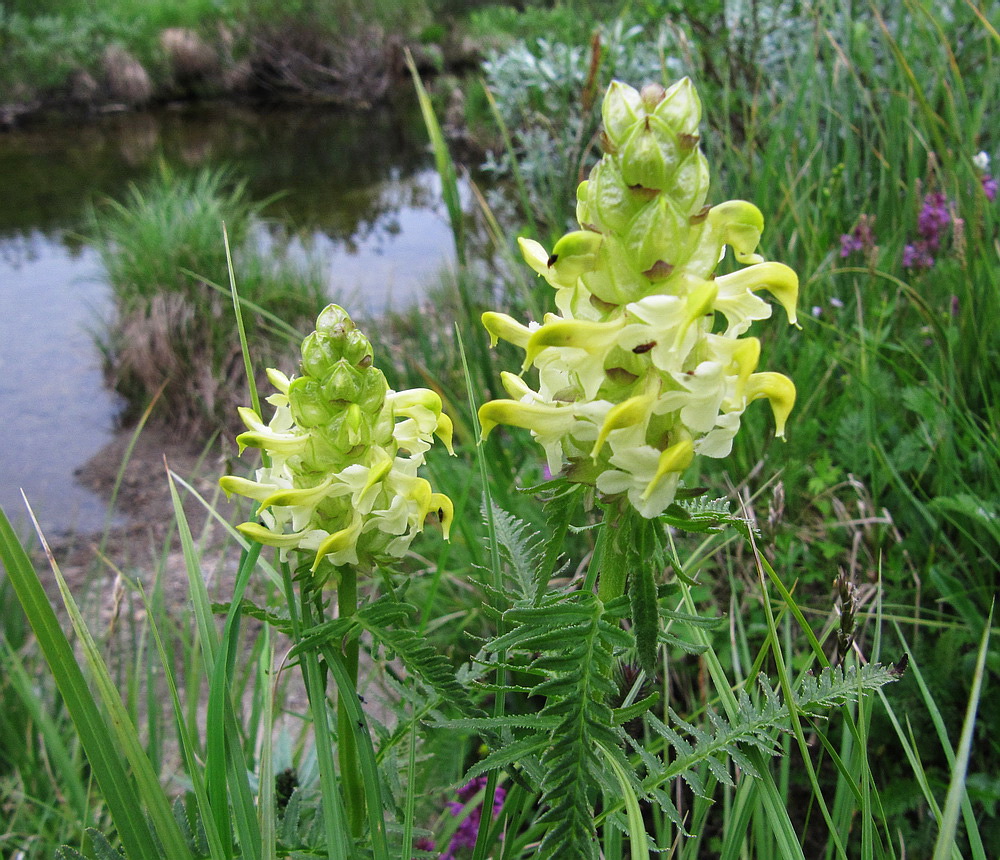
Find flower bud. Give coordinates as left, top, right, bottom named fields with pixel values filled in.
left=602, top=80, right=644, bottom=148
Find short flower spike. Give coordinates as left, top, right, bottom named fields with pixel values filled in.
left=221, top=304, right=456, bottom=575
left=479, top=78, right=799, bottom=518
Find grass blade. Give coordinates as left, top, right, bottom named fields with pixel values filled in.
left=1, top=501, right=191, bottom=860
left=406, top=50, right=465, bottom=267
left=931, top=605, right=992, bottom=860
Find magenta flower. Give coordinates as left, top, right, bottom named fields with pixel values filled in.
left=903, top=241, right=934, bottom=271
left=440, top=777, right=506, bottom=860
left=839, top=214, right=876, bottom=258
left=982, top=174, right=997, bottom=202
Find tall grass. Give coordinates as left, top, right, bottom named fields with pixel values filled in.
left=91, top=163, right=328, bottom=432
left=695, top=1, right=999, bottom=600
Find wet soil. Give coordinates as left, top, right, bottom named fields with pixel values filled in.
left=44, top=425, right=236, bottom=605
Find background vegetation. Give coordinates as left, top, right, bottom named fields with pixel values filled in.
left=1, top=0, right=997, bottom=857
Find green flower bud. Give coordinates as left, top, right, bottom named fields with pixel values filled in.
left=653, top=77, right=702, bottom=136
left=602, top=80, right=644, bottom=148
left=479, top=79, right=799, bottom=518
left=221, top=304, right=455, bottom=576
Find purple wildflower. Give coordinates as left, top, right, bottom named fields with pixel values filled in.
left=441, top=778, right=507, bottom=860
left=917, top=192, right=950, bottom=249
left=839, top=214, right=876, bottom=258
left=982, top=174, right=997, bottom=202
left=903, top=241, right=934, bottom=271
left=839, top=232, right=863, bottom=258
left=413, top=836, right=437, bottom=857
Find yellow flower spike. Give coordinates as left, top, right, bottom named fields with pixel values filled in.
left=222, top=302, right=454, bottom=571
left=311, top=518, right=363, bottom=571
left=219, top=475, right=277, bottom=502
left=482, top=311, right=534, bottom=349
left=475, top=78, right=799, bottom=520
left=642, top=439, right=695, bottom=501
left=478, top=400, right=576, bottom=441
left=745, top=372, right=797, bottom=437
left=590, top=385, right=658, bottom=460
left=237, top=522, right=311, bottom=548
left=523, top=317, right=626, bottom=369
left=715, top=261, right=800, bottom=326
left=258, top=475, right=336, bottom=512
left=429, top=493, right=454, bottom=540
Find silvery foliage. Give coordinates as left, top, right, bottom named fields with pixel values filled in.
left=482, top=20, right=685, bottom=230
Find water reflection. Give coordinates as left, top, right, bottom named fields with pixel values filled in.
left=0, top=99, right=459, bottom=536
left=0, top=237, right=119, bottom=536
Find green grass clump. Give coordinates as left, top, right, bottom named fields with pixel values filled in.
left=91, top=163, right=328, bottom=432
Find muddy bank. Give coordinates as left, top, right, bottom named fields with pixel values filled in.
left=48, top=425, right=238, bottom=600
left=1, top=22, right=482, bottom=129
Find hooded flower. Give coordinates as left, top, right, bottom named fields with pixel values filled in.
left=479, top=79, right=798, bottom=518
left=221, top=304, right=455, bottom=576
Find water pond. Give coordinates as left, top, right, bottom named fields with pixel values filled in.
left=0, top=99, right=461, bottom=537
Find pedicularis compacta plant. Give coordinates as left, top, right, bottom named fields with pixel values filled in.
left=480, top=78, right=798, bottom=600
left=217, top=78, right=898, bottom=859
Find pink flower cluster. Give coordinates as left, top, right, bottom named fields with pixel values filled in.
left=415, top=778, right=506, bottom=859
left=903, top=191, right=951, bottom=271
left=840, top=153, right=995, bottom=274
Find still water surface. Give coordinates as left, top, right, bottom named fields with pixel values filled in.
left=0, top=101, right=459, bottom=536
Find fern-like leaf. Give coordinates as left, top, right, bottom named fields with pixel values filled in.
left=640, top=663, right=900, bottom=799
left=354, top=598, right=479, bottom=716
left=473, top=593, right=634, bottom=859
left=661, top=495, right=756, bottom=539
left=488, top=500, right=547, bottom=603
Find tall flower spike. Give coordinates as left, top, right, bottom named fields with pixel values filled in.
left=479, top=78, right=798, bottom=518
left=221, top=304, right=455, bottom=577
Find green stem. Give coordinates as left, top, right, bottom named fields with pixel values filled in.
left=336, top=565, right=365, bottom=837
left=596, top=504, right=631, bottom=603
left=293, top=576, right=349, bottom=860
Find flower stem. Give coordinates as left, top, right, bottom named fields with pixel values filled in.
left=291, top=567, right=349, bottom=860
left=596, top=504, right=632, bottom=603
left=336, top=564, right=365, bottom=837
